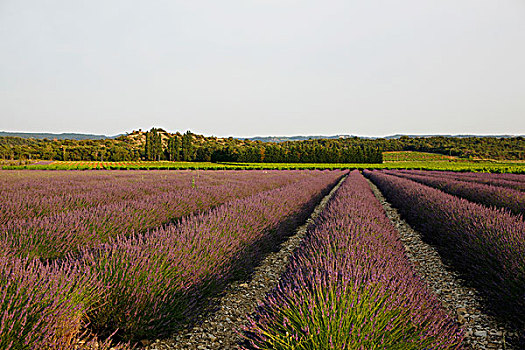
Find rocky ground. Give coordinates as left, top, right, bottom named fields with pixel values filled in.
left=367, top=179, right=518, bottom=350
left=143, top=176, right=347, bottom=350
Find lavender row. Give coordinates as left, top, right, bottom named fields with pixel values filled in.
left=1, top=171, right=314, bottom=259
left=0, top=171, right=303, bottom=224
left=364, top=170, right=525, bottom=336
left=0, top=171, right=177, bottom=223
left=384, top=169, right=525, bottom=217
left=1, top=170, right=344, bottom=348
left=244, top=171, right=463, bottom=350
left=396, top=169, right=525, bottom=192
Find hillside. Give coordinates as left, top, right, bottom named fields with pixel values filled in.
left=0, top=131, right=120, bottom=140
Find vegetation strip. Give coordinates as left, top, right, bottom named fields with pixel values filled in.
left=384, top=170, right=525, bottom=217
left=4, top=159, right=525, bottom=173
left=244, top=171, right=462, bottom=349
left=364, top=170, right=525, bottom=346
left=367, top=178, right=514, bottom=349
left=144, top=173, right=348, bottom=350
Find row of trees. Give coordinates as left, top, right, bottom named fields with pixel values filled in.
left=142, top=129, right=382, bottom=163
left=144, top=129, right=194, bottom=161
left=376, top=136, right=525, bottom=160
left=0, top=139, right=140, bottom=161
left=206, top=143, right=382, bottom=163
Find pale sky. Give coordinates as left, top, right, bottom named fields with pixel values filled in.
left=1, top=0, right=524, bottom=137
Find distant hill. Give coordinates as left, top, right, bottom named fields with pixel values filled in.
left=0, top=131, right=120, bottom=140
left=247, top=134, right=523, bottom=143
left=2, top=131, right=522, bottom=142
left=246, top=135, right=362, bottom=142
left=382, top=134, right=521, bottom=140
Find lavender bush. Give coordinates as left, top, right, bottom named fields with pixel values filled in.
left=0, top=170, right=305, bottom=223
left=0, top=254, right=107, bottom=350
left=1, top=170, right=342, bottom=347
left=365, top=170, right=525, bottom=337
left=244, top=171, right=463, bottom=350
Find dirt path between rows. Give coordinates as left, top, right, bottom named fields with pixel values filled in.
left=366, top=178, right=517, bottom=350
left=144, top=175, right=347, bottom=350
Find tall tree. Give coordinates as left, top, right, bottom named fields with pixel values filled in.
left=145, top=128, right=163, bottom=161
left=153, top=130, right=162, bottom=161
left=181, top=131, right=194, bottom=161
left=167, top=136, right=181, bottom=161
left=145, top=132, right=153, bottom=160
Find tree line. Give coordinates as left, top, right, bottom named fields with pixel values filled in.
left=0, top=137, right=141, bottom=162
left=143, top=129, right=382, bottom=163
left=1, top=128, right=524, bottom=163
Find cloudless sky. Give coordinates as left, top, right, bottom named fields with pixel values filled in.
left=1, top=0, right=524, bottom=137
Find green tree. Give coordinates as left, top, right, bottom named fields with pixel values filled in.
left=167, top=136, right=181, bottom=161
left=145, top=128, right=163, bottom=161
left=181, top=131, right=194, bottom=161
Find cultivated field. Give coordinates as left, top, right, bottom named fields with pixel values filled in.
left=1, top=167, right=524, bottom=349
left=2, top=156, right=525, bottom=173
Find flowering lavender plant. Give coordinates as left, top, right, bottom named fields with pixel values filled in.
left=1, top=170, right=316, bottom=259
left=395, top=169, right=525, bottom=192
left=384, top=169, right=525, bottom=217
left=1, top=170, right=342, bottom=347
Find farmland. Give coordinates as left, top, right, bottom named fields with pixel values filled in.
left=364, top=171, right=524, bottom=323
left=2, top=151, right=525, bottom=173
left=1, top=168, right=524, bottom=349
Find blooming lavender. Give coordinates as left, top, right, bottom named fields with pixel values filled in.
left=1, top=170, right=344, bottom=347
left=365, top=170, right=525, bottom=340
left=1, top=170, right=315, bottom=259
left=81, top=170, right=343, bottom=341
left=0, top=170, right=310, bottom=224
left=244, top=171, right=463, bottom=350
left=0, top=253, right=108, bottom=350
left=383, top=169, right=525, bottom=217
left=395, top=169, right=525, bottom=192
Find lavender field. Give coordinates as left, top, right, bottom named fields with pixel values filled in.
left=383, top=169, right=525, bottom=217
left=1, top=170, right=316, bottom=259
left=1, top=169, right=524, bottom=349
left=244, top=171, right=463, bottom=349
left=364, top=170, right=525, bottom=346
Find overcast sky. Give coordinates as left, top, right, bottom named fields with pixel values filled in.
left=1, top=0, right=524, bottom=137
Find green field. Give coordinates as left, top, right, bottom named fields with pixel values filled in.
left=2, top=152, right=525, bottom=173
